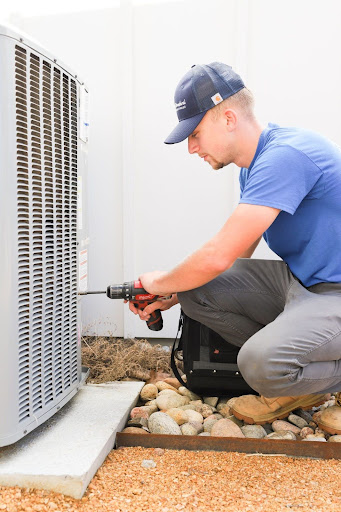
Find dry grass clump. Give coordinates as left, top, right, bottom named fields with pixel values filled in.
left=81, top=336, right=174, bottom=383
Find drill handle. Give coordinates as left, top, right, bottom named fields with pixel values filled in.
left=132, top=301, right=163, bottom=331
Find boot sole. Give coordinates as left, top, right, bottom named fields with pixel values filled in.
left=232, top=395, right=327, bottom=425
left=317, top=421, right=341, bottom=436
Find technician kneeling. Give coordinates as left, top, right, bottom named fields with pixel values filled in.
left=129, top=62, right=341, bottom=435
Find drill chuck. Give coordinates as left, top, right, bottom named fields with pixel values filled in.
left=106, top=284, right=126, bottom=299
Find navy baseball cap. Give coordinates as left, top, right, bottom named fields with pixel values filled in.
left=164, top=62, right=245, bottom=144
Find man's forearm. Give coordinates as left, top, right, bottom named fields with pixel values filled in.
left=152, top=242, right=230, bottom=294
left=141, top=205, right=280, bottom=295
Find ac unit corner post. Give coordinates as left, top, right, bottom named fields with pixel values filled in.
left=0, top=25, right=90, bottom=447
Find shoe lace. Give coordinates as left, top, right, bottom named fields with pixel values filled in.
left=259, top=395, right=278, bottom=406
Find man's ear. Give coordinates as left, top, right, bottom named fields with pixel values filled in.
left=223, top=108, right=237, bottom=130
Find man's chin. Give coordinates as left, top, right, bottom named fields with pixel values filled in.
left=210, top=161, right=225, bottom=170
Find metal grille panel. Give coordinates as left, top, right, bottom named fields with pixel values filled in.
left=15, top=45, right=79, bottom=423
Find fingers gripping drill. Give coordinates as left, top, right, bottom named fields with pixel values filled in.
left=80, top=280, right=169, bottom=331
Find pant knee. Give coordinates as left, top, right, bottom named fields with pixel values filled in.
left=237, top=341, right=289, bottom=397
left=177, top=289, right=203, bottom=318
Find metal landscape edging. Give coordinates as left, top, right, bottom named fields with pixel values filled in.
left=116, top=432, right=341, bottom=459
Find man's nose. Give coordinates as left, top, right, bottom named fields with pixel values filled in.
left=188, top=136, right=199, bottom=154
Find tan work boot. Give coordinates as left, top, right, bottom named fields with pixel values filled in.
left=318, top=393, right=341, bottom=435
left=231, top=393, right=329, bottom=425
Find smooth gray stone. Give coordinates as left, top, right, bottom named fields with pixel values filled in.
left=266, top=430, right=296, bottom=441
left=241, top=425, right=267, bottom=439
left=288, top=413, right=308, bottom=429
left=293, top=408, right=314, bottom=423
left=148, top=412, right=182, bottom=435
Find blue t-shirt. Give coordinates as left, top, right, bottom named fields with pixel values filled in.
left=239, top=123, right=341, bottom=287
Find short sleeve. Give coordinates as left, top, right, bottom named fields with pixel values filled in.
left=239, top=145, right=323, bottom=215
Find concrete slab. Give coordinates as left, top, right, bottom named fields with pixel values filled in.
left=0, top=381, right=144, bottom=499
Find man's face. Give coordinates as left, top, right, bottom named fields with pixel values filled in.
left=187, top=110, right=235, bottom=170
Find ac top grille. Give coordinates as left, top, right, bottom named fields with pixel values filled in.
left=15, top=45, right=79, bottom=423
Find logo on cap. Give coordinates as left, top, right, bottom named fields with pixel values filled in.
left=175, top=99, right=186, bottom=111
left=211, top=92, right=223, bottom=105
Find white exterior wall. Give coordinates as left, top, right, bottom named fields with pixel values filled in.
left=9, top=0, right=341, bottom=338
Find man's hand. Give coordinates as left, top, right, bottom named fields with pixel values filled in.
left=126, top=293, right=179, bottom=321
left=139, top=270, right=173, bottom=295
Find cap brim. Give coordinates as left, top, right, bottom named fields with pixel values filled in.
left=164, top=111, right=206, bottom=144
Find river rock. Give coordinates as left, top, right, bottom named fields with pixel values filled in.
left=312, top=411, right=323, bottom=423
left=165, top=408, right=189, bottom=425
left=130, top=406, right=152, bottom=419
left=203, top=397, right=219, bottom=408
left=216, top=398, right=229, bottom=411
left=328, top=435, right=341, bottom=442
left=210, top=418, right=245, bottom=438
left=303, top=436, right=327, bottom=442
left=203, top=417, right=219, bottom=433
left=219, top=405, right=233, bottom=418
left=158, top=389, right=179, bottom=396
left=299, top=427, right=314, bottom=439
left=314, top=428, right=326, bottom=438
left=241, top=425, right=267, bottom=439
left=184, top=409, right=204, bottom=423
left=143, top=401, right=158, bottom=414
left=266, top=430, right=296, bottom=440
left=320, top=399, right=336, bottom=410
left=122, top=427, right=149, bottom=434
left=212, top=413, right=223, bottom=420
left=156, top=381, right=180, bottom=393
left=294, top=408, right=314, bottom=424
left=127, top=418, right=148, bottom=428
left=189, top=399, right=204, bottom=407
left=272, top=420, right=301, bottom=435
left=156, top=393, right=188, bottom=411
left=227, top=397, right=239, bottom=408
left=178, top=387, right=201, bottom=401
left=195, top=403, right=215, bottom=418
left=198, top=432, right=211, bottom=436
left=145, top=399, right=157, bottom=407
left=181, top=421, right=203, bottom=435
left=178, top=404, right=198, bottom=411
left=148, top=412, right=182, bottom=435
left=163, top=378, right=182, bottom=389
left=140, top=384, right=158, bottom=401
left=288, top=413, right=308, bottom=429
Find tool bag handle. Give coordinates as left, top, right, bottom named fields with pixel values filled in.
left=170, top=311, right=189, bottom=389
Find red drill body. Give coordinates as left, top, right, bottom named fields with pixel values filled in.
left=106, top=280, right=165, bottom=331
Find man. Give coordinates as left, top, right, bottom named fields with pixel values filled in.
left=129, top=62, right=341, bottom=433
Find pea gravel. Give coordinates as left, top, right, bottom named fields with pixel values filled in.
left=0, top=447, right=340, bottom=512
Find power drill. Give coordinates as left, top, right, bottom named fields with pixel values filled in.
left=80, top=280, right=169, bottom=331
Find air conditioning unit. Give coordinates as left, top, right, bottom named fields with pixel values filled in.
left=0, top=24, right=89, bottom=447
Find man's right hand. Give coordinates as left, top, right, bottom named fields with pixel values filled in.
left=125, top=293, right=179, bottom=321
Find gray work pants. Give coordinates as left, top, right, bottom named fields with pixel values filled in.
left=177, top=259, right=341, bottom=397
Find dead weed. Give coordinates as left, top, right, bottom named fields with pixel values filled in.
left=81, top=336, right=175, bottom=383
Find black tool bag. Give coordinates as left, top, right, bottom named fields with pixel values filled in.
left=171, top=310, right=256, bottom=397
